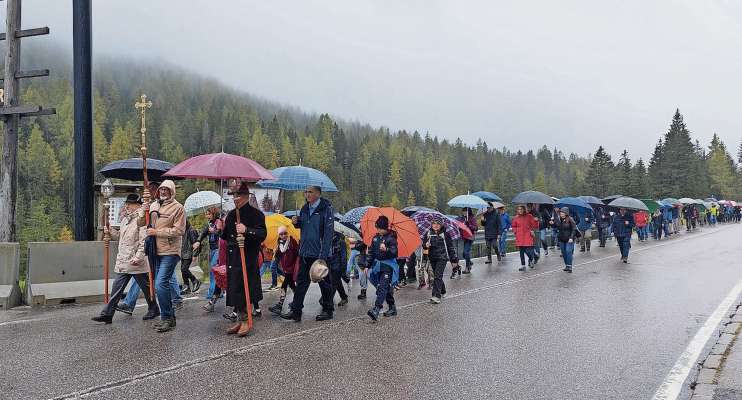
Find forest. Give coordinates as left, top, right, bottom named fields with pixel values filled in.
left=7, top=45, right=742, bottom=250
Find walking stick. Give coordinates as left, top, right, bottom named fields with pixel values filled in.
left=235, top=203, right=254, bottom=333
left=135, top=95, right=155, bottom=300
left=102, top=201, right=111, bottom=303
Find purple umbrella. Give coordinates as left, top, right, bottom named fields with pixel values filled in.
left=411, top=210, right=461, bottom=240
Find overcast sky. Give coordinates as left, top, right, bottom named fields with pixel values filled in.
left=12, top=0, right=742, bottom=159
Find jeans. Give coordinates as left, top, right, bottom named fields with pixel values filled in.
left=462, top=240, right=473, bottom=265
left=346, top=249, right=360, bottom=276
left=551, top=228, right=559, bottom=248
left=260, top=260, right=282, bottom=286
left=533, top=231, right=542, bottom=256
left=617, top=236, right=631, bottom=259
left=374, top=264, right=395, bottom=309
left=206, top=248, right=219, bottom=299
left=155, top=255, right=181, bottom=320
left=559, top=241, right=574, bottom=267
left=518, top=246, right=536, bottom=266
left=539, top=229, right=548, bottom=251
left=124, top=271, right=181, bottom=309
left=498, top=233, right=508, bottom=255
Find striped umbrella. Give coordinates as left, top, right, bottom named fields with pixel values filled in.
left=411, top=210, right=461, bottom=240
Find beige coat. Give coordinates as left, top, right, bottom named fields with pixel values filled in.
left=111, top=210, right=150, bottom=274
left=138, top=180, right=186, bottom=257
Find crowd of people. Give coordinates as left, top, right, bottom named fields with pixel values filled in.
left=92, top=180, right=741, bottom=335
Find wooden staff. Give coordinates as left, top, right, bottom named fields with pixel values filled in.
left=102, top=201, right=111, bottom=303
left=235, top=201, right=254, bottom=334
left=135, top=94, right=155, bottom=300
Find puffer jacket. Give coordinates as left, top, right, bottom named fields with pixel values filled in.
left=111, top=210, right=149, bottom=274
left=422, top=228, right=458, bottom=263
left=139, top=180, right=186, bottom=256
left=511, top=213, right=539, bottom=247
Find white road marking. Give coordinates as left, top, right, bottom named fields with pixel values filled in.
left=0, top=317, right=46, bottom=327
left=651, top=279, right=742, bottom=400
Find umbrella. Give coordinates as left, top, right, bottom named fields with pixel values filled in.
left=341, top=206, right=374, bottom=224
left=447, top=194, right=489, bottom=210
left=705, top=197, right=719, bottom=203
left=360, top=207, right=422, bottom=258
left=410, top=210, right=461, bottom=240
left=401, top=206, right=437, bottom=216
left=471, top=191, right=503, bottom=202
left=99, top=158, right=181, bottom=182
left=258, top=165, right=338, bottom=192
left=263, top=214, right=301, bottom=250
left=334, top=221, right=361, bottom=241
left=678, top=198, right=696, bottom=205
left=450, top=218, right=474, bottom=240
left=661, top=198, right=681, bottom=207
left=184, top=191, right=233, bottom=217
left=578, top=195, right=604, bottom=206
left=333, top=212, right=344, bottom=220
left=608, top=196, right=649, bottom=211
left=282, top=210, right=299, bottom=217
left=486, top=201, right=506, bottom=209
left=164, top=152, right=275, bottom=181
left=512, top=190, right=555, bottom=205
left=640, top=199, right=664, bottom=214
left=601, top=195, right=623, bottom=204
left=555, top=197, right=592, bottom=210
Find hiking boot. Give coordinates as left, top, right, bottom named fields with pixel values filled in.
left=430, top=297, right=441, bottom=304
left=155, top=318, right=176, bottom=333
left=383, top=306, right=397, bottom=317
left=338, top=297, right=348, bottom=307
left=142, top=310, right=160, bottom=321
left=269, top=303, right=283, bottom=315
left=357, top=289, right=367, bottom=300
left=91, top=315, right=113, bottom=324
left=367, top=307, right=380, bottom=321
left=280, top=310, right=302, bottom=322
left=315, top=311, right=333, bottom=321
left=191, top=279, right=202, bottom=293
left=116, top=302, right=134, bottom=315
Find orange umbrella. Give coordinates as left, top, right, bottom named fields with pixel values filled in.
left=360, top=207, right=422, bottom=258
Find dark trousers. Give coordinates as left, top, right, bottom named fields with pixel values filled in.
left=397, top=259, right=407, bottom=282
left=518, top=246, right=536, bottom=266
left=374, top=265, right=395, bottom=309
left=406, top=252, right=417, bottom=280
left=180, top=258, right=198, bottom=286
left=281, top=273, right=297, bottom=291
left=486, top=237, right=501, bottom=260
left=331, top=268, right=347, bottom=301
left=290, top=257, right=335, bottom=313
left=100, top=272, right=157, bottom=316
left=617, top=236, right=631, bottom=259
left=430, top=259, right=447, bottom=299
left=597, top=227, right=608, bottom=246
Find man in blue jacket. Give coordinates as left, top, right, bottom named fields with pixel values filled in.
left=611, top=208, right=635, bottom=263
left=577, top=208, right=595, bottom=252
left=498, top=207, right=511, bottom=257
left=280, top=185, right=335, bottom=322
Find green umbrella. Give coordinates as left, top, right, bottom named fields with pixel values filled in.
left=640, top=199, right=662, bottom=214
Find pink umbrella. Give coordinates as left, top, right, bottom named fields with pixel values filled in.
left=450, top=218, right=474, bottom=240
left=164, top=152, right=275, bottom=182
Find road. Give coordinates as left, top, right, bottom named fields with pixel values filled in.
left=1, top=224, right=741, bottom=400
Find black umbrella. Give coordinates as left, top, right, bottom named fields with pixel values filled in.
left=511, top=190, right=555, bottom=205
left=601, top=194, right=623, bottom=204
left=607, top=196, right=649, bottom=211
left=578, top=195, right=604, bottom=206
left=401, top=206, right=437, bottom=216
left=99, top=158, right=182, bottom=182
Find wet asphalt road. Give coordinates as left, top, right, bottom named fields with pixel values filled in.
left=1, top=224, right=741, bottom=400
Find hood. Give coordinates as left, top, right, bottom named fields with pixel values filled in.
left=159, top=180, right=177, bottom=200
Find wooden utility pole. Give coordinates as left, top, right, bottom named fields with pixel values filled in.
left=0, top=0, right=55, bottom=243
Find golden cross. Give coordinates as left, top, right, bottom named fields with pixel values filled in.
left=134, top=94, right=153, bottom=134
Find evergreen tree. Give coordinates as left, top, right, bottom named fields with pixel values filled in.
left=632, top=158, right=650, bottom=198
left=584, top=146, right=614, bottom=197
left=707, top=134, right=736, bottom=198
left=613, top=150, right=633, bottom=196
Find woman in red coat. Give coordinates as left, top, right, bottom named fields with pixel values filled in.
left=268, top=226, right=300, bottom=315
left=511, top=205, right=540, bottom=271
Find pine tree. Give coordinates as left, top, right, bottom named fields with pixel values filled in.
left=613, top=150, right=633, bottom=196
left=632, top=158, right=650, bottom=198
left=707, top=134, right=736, bottom=198
left=650, top=109, right=699, bottom=197
left=584, top=146, right=614, bottom=197
left=108, top=122, right=136, bottom=162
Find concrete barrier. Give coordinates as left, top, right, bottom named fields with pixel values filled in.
left=0, top=243, right=22, bottom=309
left=26, top=241, right=119, bottom=306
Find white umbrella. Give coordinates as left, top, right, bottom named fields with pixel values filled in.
left=184, top=191, right=233, bottom=216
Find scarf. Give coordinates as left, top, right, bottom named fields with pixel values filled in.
left=279, top=238, right=290, bottom=254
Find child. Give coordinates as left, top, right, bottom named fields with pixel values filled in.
left=367, top=216, right=399, bottom=321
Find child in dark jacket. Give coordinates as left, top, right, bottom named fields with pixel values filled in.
left=367, top=216, right=399, bottom=321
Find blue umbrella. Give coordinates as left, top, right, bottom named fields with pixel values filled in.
left=471, top=191, right=502, bottom=202
left=447, top=194, right=489, bottom=210
left=282, top=210, right=300, bottom=217
left=555, top=197, right=592, bottom=210
left=577, top=195, right=604, bottom=206
left=258, top=165, right=338, bottom=192
left=340, top=206, right=374, bottom=224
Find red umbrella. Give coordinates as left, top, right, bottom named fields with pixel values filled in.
left=360, top=207, right=422, bottom=258
left=164, top=152, right=275, bottom=181
left=451, top=218, right=474, bottom=240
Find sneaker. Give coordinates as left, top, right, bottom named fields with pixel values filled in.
left=544, top=249, right=549, bottom=256
left=223, top=311, right=238, bottom=321
left=91, top=315, right=113, bottom=324
left=202, top=301, right=215, bottom=313
left=430, top=297, right=441, bottom=304
left=269, top=303, right=283, bottom=315
left=383, top=306, right=397, bottom=317
left=338, top=297, right=348, bottom=307
left=315, top=311, right=333, bottom=321
left=563, top=266, right=572, bottom=273
left=357, top=289, right=367, bottom=300
left=252, top=308, right=262, bottom=318
left=279, top=310, right=302, bottom=322
left=367, top=307, right=380, bottom=321
left=155, top=318, right=176, bottom=333
left=115, top=302, right=134, bottom=315
left=518, top=266, right=526, bottom=271
left=191, top=279, right=202, bottom=293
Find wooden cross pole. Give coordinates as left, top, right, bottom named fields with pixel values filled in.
left=134, top=94, right=154, bottom=299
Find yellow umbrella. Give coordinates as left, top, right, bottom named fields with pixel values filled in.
left=263, top=214, right=301, bottom=252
